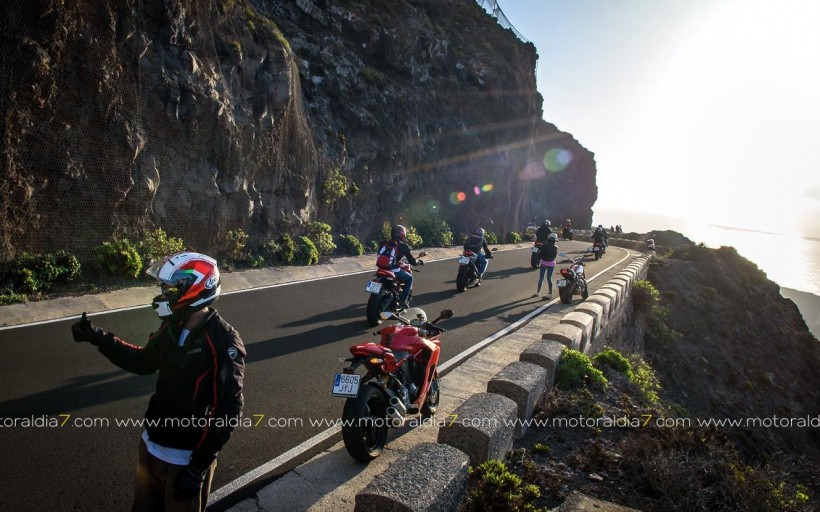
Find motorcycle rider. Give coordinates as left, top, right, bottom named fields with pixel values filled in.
left=535, top=219, right=552, bottom=242
left=70, top=252, right=245, bottom=512
left=379, top=225, right=424, bottom=310
left=593, top=224, right=608, bottom=251
left=463, top=227, right=493, bottom=284
left=561, top=218, right=573, bottom=239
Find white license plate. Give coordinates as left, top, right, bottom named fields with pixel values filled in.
left=530, top=247, right=539, bottom=253
left=332, top=373, right=361, bottom=397
left=365, top=281, right=382, bottom=294
left=557, top=279, right=567, bottom=287
left=458, top=256, right=470, bottom=264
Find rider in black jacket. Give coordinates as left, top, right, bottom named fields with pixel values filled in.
left=535, top=220, right=552, bottom=242
left=72, top=252, right=245, bottom=512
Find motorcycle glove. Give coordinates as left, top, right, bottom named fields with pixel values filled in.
left=71, top=312, right=108, bottom=346
left=173, top=463, right=209, bottom=501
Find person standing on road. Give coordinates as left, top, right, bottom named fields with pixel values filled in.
left=534, top=233, right=558, bottom=299
left=70, top=252, right=245, bottom=512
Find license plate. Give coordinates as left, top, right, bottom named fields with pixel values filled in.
left=332, top=373, right=361, bottom=397
left=458, top=256, right=470, bottom=264
left=365, top=281, right=381, bottom=294
left=530, top=247, right=539, bottom=253
left=557, top=279, right=567, bottom=287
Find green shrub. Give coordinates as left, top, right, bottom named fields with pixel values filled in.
left=336, top=234, right=364, bottom=256
left=360, top=67, right=385, bottom=86
left=139, top=228, right=185, bottom=266
left=464, top=460, right=541, bottom=512
left=628, top=355, right=661, bottom=404
left=556, top=348, right=607, bottom=390
left=632, top=279, right=660, bottom=313
left=93, top=239, right=143, bottom=278
left=274, top=234, right=296, bottom=265
left=485, top=231, right=499, bottom=244
left=405, top=226, right=423, bottom=248
left=594, top=348, right=633, bottom=379
left=378, top=222, right=392, bottom=242
left=0, top=290, right=28, bottom=305
left=306, top=222, right=336, bottom=256
left=322, top=168, right=349, bottom=205
left=505, top=231, right=522, bottom=244
left=294, top=236, right=319, bottom=265
left=223, top=229, right=251, bottom=267
left=700, top=286, right=717, bottom=299
left=415, top=217, right=453, bottom=247
left=455, top=232, right=468, bottom=246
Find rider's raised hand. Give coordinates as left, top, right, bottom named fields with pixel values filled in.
left=71, top=312, right=107, bottom=346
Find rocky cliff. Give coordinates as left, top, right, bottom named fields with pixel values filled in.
left=0, top=0, right=597, bottom=262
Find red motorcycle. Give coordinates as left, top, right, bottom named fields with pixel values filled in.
left=333, top=308, right=454, bottom=462
left=364, top=251, right=426, bottom=326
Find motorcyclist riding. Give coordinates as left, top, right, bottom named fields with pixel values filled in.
left=380, top=225, right=424, bottom=310
left=593, top=225, right=609, bottom=249
left=535, top=220, right=552, bottom=242
left=463, top=227, right=493, bottom=285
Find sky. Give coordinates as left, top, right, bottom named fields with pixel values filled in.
left=493, top=0, right=820, bottom=237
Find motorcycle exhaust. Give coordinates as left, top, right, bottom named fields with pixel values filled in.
left=387, top=397, right=407, bottom=422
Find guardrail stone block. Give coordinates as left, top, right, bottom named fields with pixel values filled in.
left=573, top=301, right=605, bottom=342
left=520, top=340, right=564, bottom=386
left=560, top=312, right=595, bottom=353
left=355, top=442, right=470, bottom=512
left=595, top=287, right=619, bottom=313
left=438, top=393, right=517, bottom=465
left=487, top=362, right=548, bottom=436
left=542, top=323, right=583, bottom=351
left=584, top=293, right=612, bottom=320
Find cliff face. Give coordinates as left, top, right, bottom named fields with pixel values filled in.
left=0, top=0, right=597, bottom=261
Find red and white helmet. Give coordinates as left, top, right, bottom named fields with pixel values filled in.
left=146, top=252, right=221, bottom=320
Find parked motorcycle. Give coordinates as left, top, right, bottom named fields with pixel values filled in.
left=365, top=253, right=425, bottom=326
left=456, top=249, right=494, bottom=292
left=530, top=240, right=543, bottom=269
left=333, top=308, right=454, bottom=462
left=556, top=252, right=589, bottom=304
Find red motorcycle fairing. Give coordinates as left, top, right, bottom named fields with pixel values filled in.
left=375, top=268, right=397, bottom=279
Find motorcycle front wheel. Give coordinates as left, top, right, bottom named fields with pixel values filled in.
left=581, top=285, right=589, bottom=300
left=559, top=285, right=573, bottom=304
left=456, top=266, right=469, bottom=292
left=421, top=373, right=440, bottom=418
left=366, top=290, right=393, bottom=326
left=342, top=384, right=389, bottom=463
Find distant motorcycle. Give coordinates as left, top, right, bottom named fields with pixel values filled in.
left=562, top=226, right=573, bottom=240
left=365, top=252, right=425, bottom=326
left=530, top=240, right=543, bottom=269
left=557, top=252, right=589, bottom=304
left=333, top=308, right=454, bottom=462
left=456, top=249, right=494, bottom=292
left=592, top=240, right=605, bottom=260
left=645, top=238, right=656, bottom=251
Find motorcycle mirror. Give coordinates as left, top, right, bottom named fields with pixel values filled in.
left=439, top=309, right=454, bottom=319
left=379, top=311, right=394, bottom=320
left=491, top=247, right=498, bottom=251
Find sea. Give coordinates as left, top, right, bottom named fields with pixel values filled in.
left=593, top=210, right=820, bottom=337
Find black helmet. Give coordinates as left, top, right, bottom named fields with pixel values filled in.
left=391, top=224, right=407, bottom=241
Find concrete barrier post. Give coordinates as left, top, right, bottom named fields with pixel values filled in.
left=487, top=362, right=548, bottom=437
left=520, top=340, right=565, bottom=386
left=438, top=393, right=517, bottom=465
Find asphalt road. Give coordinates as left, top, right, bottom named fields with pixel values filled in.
left=0, top=242, right=631, bottom=510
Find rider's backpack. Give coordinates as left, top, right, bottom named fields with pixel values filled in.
left=376, top=240, right=399, bottom=269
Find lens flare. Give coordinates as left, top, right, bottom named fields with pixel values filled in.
left=481, top=184, right=494, bottom=192
left=427, top=200, right=440, bottom=213
left=543, top=148, right=573, bottom=172
left=474, top=186, right=481, bottom=196
left=449, top=192, right=467, bottom=205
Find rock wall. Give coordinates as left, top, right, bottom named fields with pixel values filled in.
left=0, top=0, right=597, bottom=262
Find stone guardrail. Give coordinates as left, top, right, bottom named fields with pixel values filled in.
left=354, top=254, right=651, bottom=511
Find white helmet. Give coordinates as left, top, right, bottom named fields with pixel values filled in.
left=547, top=233, right=558, bottom=242
left=404, top=307, right=427, bottom=327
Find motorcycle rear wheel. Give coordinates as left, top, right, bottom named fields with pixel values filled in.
left=530, top=253, right=539, bottom=269
left=366, top=291, right=392, bottom=326
left=342, top=384, right=389, bottom=463
left=594, top=251, right=601, bottom=260
left=421, top=373, right=440, bottom=418
left=559, top=286, right=573, bottom=304
left=456, top=266, right=469, bottom=292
